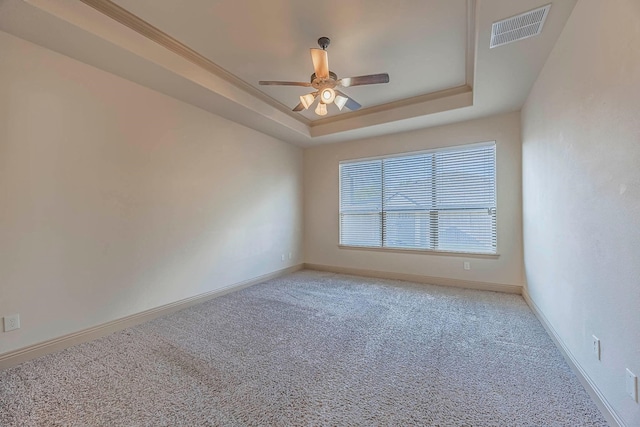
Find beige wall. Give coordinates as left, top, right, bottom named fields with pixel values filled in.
left=522, top=0, right=640, bottom=425
left=0, top=31, right=303, bottom=355
left=304, top=112, right=523, bottom=288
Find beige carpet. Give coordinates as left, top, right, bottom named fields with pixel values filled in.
left=0, top=270, right=608, bottom=426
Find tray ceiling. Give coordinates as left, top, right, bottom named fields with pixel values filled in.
left=111, top=0, right=469, bottom=121
left=0, top=0, right=578, bottom=146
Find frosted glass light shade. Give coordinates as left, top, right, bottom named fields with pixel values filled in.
left=320, top=88, right=336, bottom=104
left=334, top=95, right=348, bottom=111
left=300, top=93, right=316, bottom=109
left=315, top=102, right=328, bottom=116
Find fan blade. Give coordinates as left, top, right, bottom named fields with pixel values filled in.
left=310, top=48, right=329, bottom=79
left=259, top=81, right=312, bottom=87
left=292, top=102, right=306, bottom=112
left=335, top=90, right=362, bottom=111
left=339, top=73, right=389, bottom=87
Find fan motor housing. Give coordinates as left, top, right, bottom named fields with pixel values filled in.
left=310, top=71, right=338, bottom=89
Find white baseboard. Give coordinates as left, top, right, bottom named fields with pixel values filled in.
left=522, top=287, right=625, bottom=427
left=0, top=264, right=303, bottom=371
left=304, top=263, right=522, bottom=294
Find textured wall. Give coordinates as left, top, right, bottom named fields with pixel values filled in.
left=521, top=0, right=640, bottom=424
left=304, top=112, right=524, bottom=288
left=0, top=31, right=303, bottom=355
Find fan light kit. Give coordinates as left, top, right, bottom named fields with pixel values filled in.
left=259, top=37, right=390, bottom=116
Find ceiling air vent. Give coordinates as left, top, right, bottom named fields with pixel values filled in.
left=490, top=4, right=551, bottom=48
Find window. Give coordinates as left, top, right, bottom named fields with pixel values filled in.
left=339, top=142, right=497, bottom=254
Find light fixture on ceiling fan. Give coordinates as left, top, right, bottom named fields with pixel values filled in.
left=259, top=37, right=390, bottom=116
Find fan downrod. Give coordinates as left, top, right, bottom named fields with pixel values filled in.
left=317, top=37, right=330, bottom=50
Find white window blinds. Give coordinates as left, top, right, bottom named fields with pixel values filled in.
left=339, top=143, right=497, bottom=254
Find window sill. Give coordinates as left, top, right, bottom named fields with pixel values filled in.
left=337, top=245, right=500, bottom=259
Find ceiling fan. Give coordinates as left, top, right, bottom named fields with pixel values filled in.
left=259, top=37, right=390, bottom=116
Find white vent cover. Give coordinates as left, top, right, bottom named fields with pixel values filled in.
left=490, top=4, right=551, bottom=48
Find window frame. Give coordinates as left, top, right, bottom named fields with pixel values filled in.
left=338, top=141, right=498, bottom=257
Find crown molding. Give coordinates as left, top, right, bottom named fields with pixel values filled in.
left=311, top=85, right=472, bottom=127
left=466, top=0, right=477, bottom=89
left=310, top=86, right=473, bottom=137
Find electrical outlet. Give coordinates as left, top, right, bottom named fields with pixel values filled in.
left=281, top=254, right=285, bottom=262
left=592, top=335, right=601, bottom=361
left=3, top=314, right=20, bottom=332
left=626, top=369, right=638, bottom=402
left=463, top=261, right=471, bottom=270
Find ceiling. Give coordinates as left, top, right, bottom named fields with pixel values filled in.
left=0, top=0, right=577, bottom=146
left=111, top=0, right=469, bottom=121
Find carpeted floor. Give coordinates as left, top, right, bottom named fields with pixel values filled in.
left=1, top=270, right=608, bottom=426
